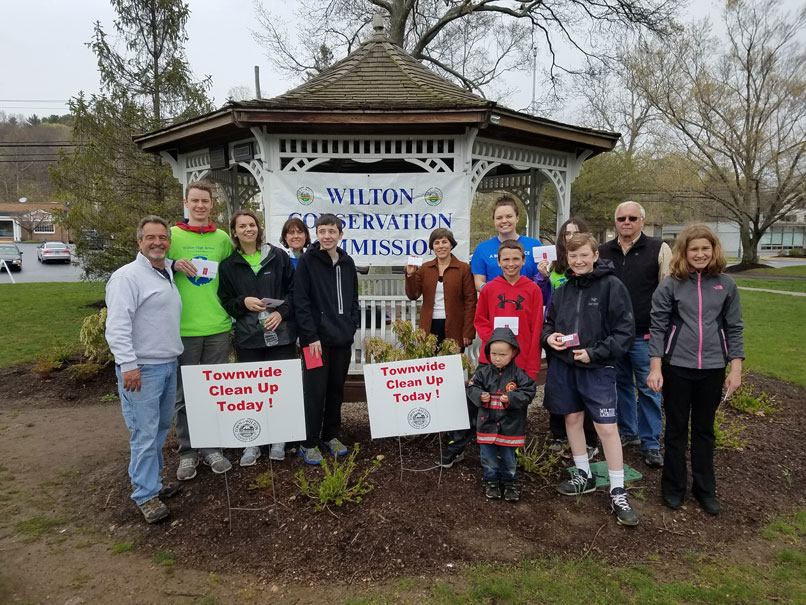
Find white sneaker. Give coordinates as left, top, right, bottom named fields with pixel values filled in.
left=269, top=443, right=286, bottom=461
left=240, top=446, right=261, bottom=467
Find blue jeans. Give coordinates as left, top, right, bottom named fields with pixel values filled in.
left=480, top=444, right=517, bottom=482
left=117, top=362, right=177, bottom=505
left=615, top=336, right=662, bottom=451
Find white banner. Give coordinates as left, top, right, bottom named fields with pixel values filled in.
left=182, top=360, right=306, bottom=448
left=364, top=355, right=469, bottom=438
left=269, top=172, right=469, bottom=265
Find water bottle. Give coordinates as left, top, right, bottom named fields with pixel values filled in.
left=258, top=310, right=279, bottom=347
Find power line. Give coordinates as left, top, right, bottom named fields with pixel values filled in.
left=0, top=99, right=70, bottom=103
left=0, top=158, right=61, bottom=163
left=0, top=152, right=64, bottom=156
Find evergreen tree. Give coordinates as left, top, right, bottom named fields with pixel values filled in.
left=52, top=0, right=212, bottom=279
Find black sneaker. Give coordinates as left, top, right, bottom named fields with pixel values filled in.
left=502, top=483, right=520, bottom=502
left=159, top=482, right=181, bottom=499
left=610, top=487, right=639, bottom=526
left=695, top=494, right=721, bottom=516
left=484, top=481, right=502, bottom=499
left=662, top=492, right=683, bottom=510
left=556, top=470, right=596, bottom=496
left=620, top=434, right=641, bottom=447
left=643, top=449, right=663, bottom=468
left=437, top=450, right=465, bottom=468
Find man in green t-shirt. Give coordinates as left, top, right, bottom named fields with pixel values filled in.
left=169, top=180, right=234, bottom=480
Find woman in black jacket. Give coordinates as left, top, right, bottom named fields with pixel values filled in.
left=218, top=210, right=297, bottom=466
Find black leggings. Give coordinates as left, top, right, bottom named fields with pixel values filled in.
left=661, top=364, right=724, bottom=499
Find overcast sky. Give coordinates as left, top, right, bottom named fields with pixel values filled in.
left=1, top=0, right=791, bottom=123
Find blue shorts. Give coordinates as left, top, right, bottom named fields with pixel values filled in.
left=543, top=360, right=618, bottom=424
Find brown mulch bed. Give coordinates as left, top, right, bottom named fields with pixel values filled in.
left=2, top=364, right=804, bottom=585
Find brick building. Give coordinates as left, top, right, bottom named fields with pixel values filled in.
left=0, top=201, right=70, bottom=243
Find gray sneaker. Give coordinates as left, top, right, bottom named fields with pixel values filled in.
left=203, top=451, right=232, bottom=474
left=240, top=446, right=261, bottom=467
left=324, top=437, right=348, bottom=456
left=621, top=434, right=641, bottom=447
left=269, top=443, right=286, bottom=461
left=138, top=497, right=169, bottom=524
left=176, top=456, right=199, bottom=481
left=298, top=445, right=323, bottom=465
left=548, top=438, right=568, bottom=453
left=587, top=445, right=600, bottom=461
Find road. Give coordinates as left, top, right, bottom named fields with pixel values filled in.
left=0, top=242, right=86, bottom=284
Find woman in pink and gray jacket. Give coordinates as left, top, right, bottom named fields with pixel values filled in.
left=647, top=224, right=744, bottom=516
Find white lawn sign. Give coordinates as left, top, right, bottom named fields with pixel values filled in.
left=182, top=360, right=306, bottom=448
left=364, top=354, right=469, bottom=439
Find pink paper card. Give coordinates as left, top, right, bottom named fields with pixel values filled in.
left=303, top=346, right=323, bottom=369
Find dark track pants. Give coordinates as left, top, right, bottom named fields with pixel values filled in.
left=661, top=364, right=725, bottom=500
left=301, top=345, right=352, bottom=448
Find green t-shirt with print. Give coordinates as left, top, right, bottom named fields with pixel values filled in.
left=168, top=226, right=233, bottom=337
left=242, top=250, right=262, bottom=274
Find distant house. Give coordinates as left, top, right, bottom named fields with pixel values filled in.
left=0, top=201, right=70, bottom=243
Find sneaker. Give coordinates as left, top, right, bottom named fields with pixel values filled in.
left=610, top=487, right=639, bottom=526
left=176, top=456, right=199, bottom=481
left=587, top=445, right=600, bottom=461
left=240, top=446, right=261, bottom=467
left=548, top=438, right=568, bottom=453
left=203, top=451, right=232, bottom=474
left=643, top=449, right=663, bottom=468
left=484, top=481, right=502, bottom=499
left=502, top=483, right=520, bottom=502
left=621, top=435, right=641, bottom=447
left=695, top=494, right=721, bottom=516
left=138, top=497, right=169, bottom=524
left=324, top=437, right=348, bottom=456
left=298, top=445, right=323, bottom=465
left=556, top=469, right=596, bottom=496
left=158, top=482, right=181, bottom=499
left=437, top=449, right=465, bottom=468
left=269, top=443, right=286, bottom=461
left=662, top=492, right=683, bottom=510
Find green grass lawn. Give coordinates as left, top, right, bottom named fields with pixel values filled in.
left=735, top=279, right=806, bottom=293
left=740, top=289, right=806, bottom=386
left=346, top=510, right=806, bottom=604
left=741, top=265, right=806, bottom=277
left=0, top=282, right=105, bottom=367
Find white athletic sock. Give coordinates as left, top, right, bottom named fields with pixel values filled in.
left=573, top=454, right=591, bottom=477
left=609, top=469, right=625, bottom=491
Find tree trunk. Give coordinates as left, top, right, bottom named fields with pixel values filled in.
left=739, top=224, right=760, bottom=265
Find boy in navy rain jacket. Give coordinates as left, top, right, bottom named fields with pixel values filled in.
left=541, top=234, right=639, bottom=526
left=466, top=327, right=536, bottom=502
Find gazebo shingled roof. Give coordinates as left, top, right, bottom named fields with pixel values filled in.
left=234, top=29, right=490, bottom=111
left=134, top=23, right=618, bottom=155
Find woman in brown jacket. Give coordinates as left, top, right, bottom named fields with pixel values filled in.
left=405, top=228, right=476, bottom=349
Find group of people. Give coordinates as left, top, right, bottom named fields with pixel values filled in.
left=404, top=196, right=743, bottom=526
left=105, top=181, right=359, bottom=523
left=107, top=185, right=744, bottom=528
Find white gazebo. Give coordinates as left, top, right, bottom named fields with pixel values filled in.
left=134, top=21, right=619, bottom=373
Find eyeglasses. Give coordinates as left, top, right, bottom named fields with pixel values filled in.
left=616, top=216, right=640, bottom=223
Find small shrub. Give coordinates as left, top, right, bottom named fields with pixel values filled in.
left=516, top=436, right=561, bottom=477
left=365, top=320, right=472, bottom=373
left=295, top=444, right=380, bottom=511
left=80, top=308, right=112, bottom=364
left=248, top=471, right=273, bottom=490
left=51, top=338, right=75, bottom=365
left=714, top=410, right=747, bottom=450
left=32, top=357, right=61, bottom=377
left=67, top=362, right=104, bottom=382
left=727, top=377, right=779, bottom=416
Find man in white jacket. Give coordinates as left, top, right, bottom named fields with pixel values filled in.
left=105, top=216, right=183, bottom=523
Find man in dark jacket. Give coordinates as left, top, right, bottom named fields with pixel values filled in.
left=466, top=327, right=536, bottom=502
left=293, top=214, right=360, bottom=465
left=598, top=201, right=671, bottom=469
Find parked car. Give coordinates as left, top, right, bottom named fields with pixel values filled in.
left=37, top=241, right=72, bottom=264
left=0, top=243, right=22, bottom=271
